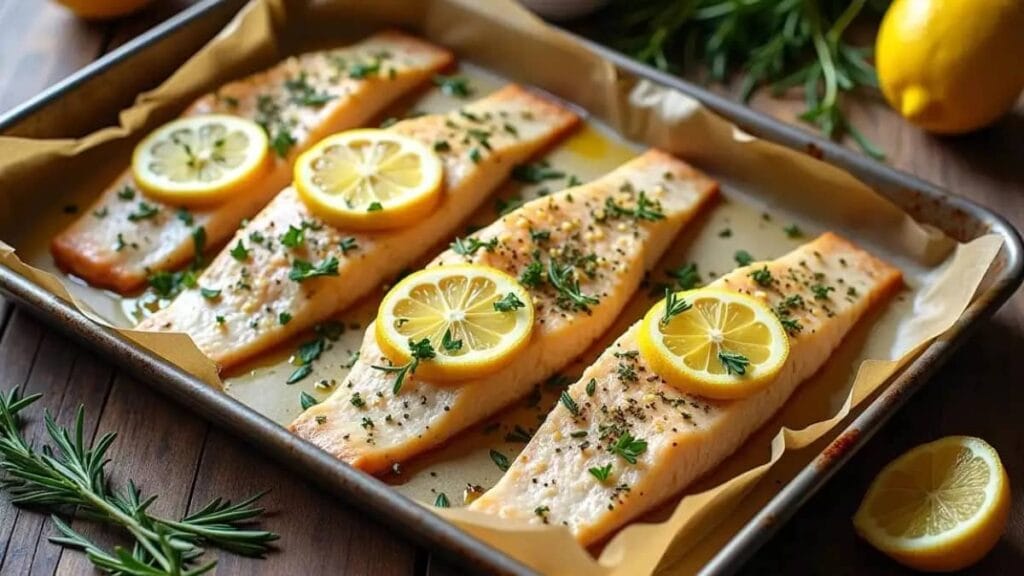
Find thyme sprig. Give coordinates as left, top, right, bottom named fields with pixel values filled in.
left=371, top=338, right=436, bottom=394
left=0, top=389, right=276, bottom=575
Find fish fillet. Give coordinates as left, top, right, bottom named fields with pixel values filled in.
left=290, top=149, right=719, bottom=474
left=52, top=31, right=453, bottom=293
left=469, top=233, right=902, bottom=545
left=138, top=85, right=580, bottom=369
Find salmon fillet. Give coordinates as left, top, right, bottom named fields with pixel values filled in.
left=51, top=31, right=453, bottom=293
left=137, top=85, right=581, bottom=369
left=469, top=233, right=902, bottom=545
left=289, top=149, right=719, bottom=474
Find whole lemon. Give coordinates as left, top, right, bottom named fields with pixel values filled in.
left=55, top=0, right=153, bottom=20
left=876, top=0, right=1024, bottom=134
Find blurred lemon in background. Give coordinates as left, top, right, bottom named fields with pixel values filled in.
left=876, top=0, right=1024, bottom=134
left=56, top=0, right=153, bottom=20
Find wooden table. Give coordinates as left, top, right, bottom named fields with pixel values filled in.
left=0, top=2, right=1021, bottom=574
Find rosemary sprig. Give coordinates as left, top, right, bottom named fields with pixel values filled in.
left=595, top=0, right=888, bottom=159
left=0, top=388, right=277, bottom=575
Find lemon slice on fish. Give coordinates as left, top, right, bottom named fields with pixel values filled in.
left=132, top=115, right=270, bottom=205
left=637, top=288, right=789, bottom=399
left=854, top=436, right=1011, bottom=572
left=375, top=264, right=534, bottom=381
left=294, top=129, right=443, bottom=231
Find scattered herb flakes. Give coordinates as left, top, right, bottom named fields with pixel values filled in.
left=278, top=312, right=293, bottom=325
left=314, top=415, right=327, bottom=425
left=780, top=317, right=803, bottom=335
left=504, top=425, right=532, bottom=443
left=560, top=391, right=580, bottom=416
left=441, top=328, right=463, bottom=352
left=200, top=287, right=221, bottom=300
left=666, top=262, right=701, bottom=290
left=117, top=186, right=136, bottom=201
left=468, top=147, right=483, bottom=164
left=610, top=432, right=647, bottom=464
left=434, top=492, right=451, bottom=508
left=589, top=464, right=612, bottom=482
left=280, top=225, right=305, bottom=248
left=812, top=283, right=835, bottom=300
left=287, top=365, right=313, bottom=384
left=367, top=202, right=383, bottom=212
left=512, top=162, right=565, bottom=184
left=348, top=60, right=381, bottom=79
left=230, top=240, right=250, bottom=261
left=433, top=74, right=473, bottom=98
left=284, top=72, right=335, bottom=107
left=127, top=202, right=159, bottom=221
left=586, top=378, right=597, bottom=396
left=176, top=209, right=194, bottom=226
left=547, top=258, right=598, bottom=311
left=518, top=259, right=545, bottom=288
left=451, top=236, right=498, bottom=256
left=749, top=266, right=773, bottom=286
left=371, top=338, right=436, bottom=394
left=784, top=224, right=804, bottom=238
left=270, top=130, right=297, bottom=158
left=734, top=250, right=754, bottom=266
left=495, top=195, right=524, bottom=216
left=433, top=140, right=451, bottom=152
left=489, top=449, right=511, bottom=472
left=289, top=256, right=339, bottom=282
left=493, top=292, right=526, bottom=312
left=299, top=391, right=319, bottom=410
left=604, top=190, right=664, bottom=222
left=718, top=350, right=750, bottom=375
left=350, top=392, right=365, bottom=408
left=718, top=227, right=732, bottom=238
left=339, top=237, right=358, bottom=254
left=92, top=207, right=109, bottom=219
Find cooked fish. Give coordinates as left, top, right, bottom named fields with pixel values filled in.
left=138, top=85, right=581, bottom=369
left=51, top=31, right=453, bottom=293
left=289, top=149, right=719, bottom=474
left=468, top=233, right=902, bottom=545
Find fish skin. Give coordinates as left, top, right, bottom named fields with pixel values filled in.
left=289, top=149, right=719, bottom=475
left=137, top=85, right=581, bottom=369
left=51, top=31, right=453, bottom=293
left=468, top=232, right=903, bottom=546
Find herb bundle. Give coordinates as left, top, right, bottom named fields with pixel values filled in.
left=0, top=389, right=277, bottom=575
left=594, top=0, right=888, bottom=158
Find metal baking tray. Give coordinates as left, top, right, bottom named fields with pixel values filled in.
left=1, top=1, right=1020, bottom=574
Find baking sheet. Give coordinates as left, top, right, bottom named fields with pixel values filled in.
left=0, top=0, right=1003, bottom=574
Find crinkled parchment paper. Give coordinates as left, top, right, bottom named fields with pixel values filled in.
left=0, top=0, right=1003, bottom=574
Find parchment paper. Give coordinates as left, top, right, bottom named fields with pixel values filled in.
left=0, top=0, right=1003, bottom=574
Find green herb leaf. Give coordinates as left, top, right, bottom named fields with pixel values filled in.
left=560, top=391, right=580, bottom=416
left=433, top=74, right=474, bottom=98
left=280, top=225, right=305, bottom=248
left=734, top=250, right=754, bottom=266
left=289, top=256, right=339, bottom=282
left=589, top=464, right=613, bottom=482
left=666, top=262, right=701, bottom=290
left=493, top=292, right=526, bottom=313
left=230, top=240, right=250, bottom=261
left=434, top=492, right=451, bottom=508
left=660, top=288, right=692, bottom=326
left=489, top=449, right=510, bottom=472
left=718, top=350, right=750, bottom=375
left=441, top=328, right=463, bottom=352
left=512, top=162, right=565, bottom=183
left=299, top=391, right=318, bottom=410
left=610, top=431, right=647, bottom=464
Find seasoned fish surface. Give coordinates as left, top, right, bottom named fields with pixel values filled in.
left=138, top=85, right=580, bottom=369
left=290, top=149, right=719, bottom=474
left=469, top=233, right=902, bottom=545
left=52, top=31, right=453, bottom=293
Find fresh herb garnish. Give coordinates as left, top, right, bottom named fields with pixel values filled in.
left=451, top=236, right=498, bottom=256
left=489, top=449, right=511, bottom=472
left=493, top=292, right=526, bottom=312
left=299, top=391, right=319, bottom=410
left=230, top=240, right=249, bottom=261
left=547, top=258, right=599, bottom=311
left=284, top=72, right=335, bottom=107
left=468, top=147, right=483, bottom=164
left=811, top=283, right=835, bottom=300
left=512, top=162, right=565, bottom=183
left=610, top=431, right=647, bottom=464
left=604, top=190, right=664, bottom=221
left=660, top=288, right=692, bottom=325
left=784, top=224, right=804, bottom=238
left=441, top=328, right=463, bottom=352
left=280, top=225, right=305, bottom=248
left=749, top=266, right=773, bottom=286
left=339, top=237, right=358, bottom=254
left=434, top=492, right=451, bottom=508
left=289, top=256, right=339, bottom=282
left=560, top=391, right=580, bottom=416
left=371, top=338, right=436, bottom=394
left=200, top=287, right=221, bottom=300
left=666, top=262, right=701, bottom=290
left=127, top=202, right=159, bottom=221
left=433, top=74, right=474, bottom=98
left=734, top=250, right=754, bottom=266
left=279, top=312, right=292, bottom=325
left=0, top=389, right=276, bottom=574
left=586, top=378, right=597, bottom=396
left=589, top=463, right=613, bottom=482
left=718, top=350, right=750, bottom=375
left=519, top=259, right=545, bottom=288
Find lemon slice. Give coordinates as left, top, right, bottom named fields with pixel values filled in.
left=294, top=129, right=443, bottom=231
left=375, top=264, right=535, bottom=381
left=854, top=436, right=1011, bottom=572
left=637, top=288, right=789, bottom=399
left=132, top=115, right=270, bottom=205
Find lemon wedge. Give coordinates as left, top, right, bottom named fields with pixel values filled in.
left=375, top=265, right=534, bottom=381
left=294, top=129, right=443, bottom=231
left=132, top=115, right=270, bottom=206
left=854, top=436, right=1011, bottom=572
left=637, top=288, right=789, bottom=399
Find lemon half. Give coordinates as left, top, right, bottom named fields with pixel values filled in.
left=294, top=129, right=443, bottom=231
left=375, top=265, right=535, bottom=381
left=637, top=288, right=789, bottom=399
left=132, top=115, right=270, bottom=206
left=854, top=436, right=1011, bottom=572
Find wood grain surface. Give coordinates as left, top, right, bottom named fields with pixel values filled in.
left=0, top=1, right=1021, bottom=574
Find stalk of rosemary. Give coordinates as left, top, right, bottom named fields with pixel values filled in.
left=594, top=0, right=889, bottom=159
left=0, top=388, right=277, bottom=575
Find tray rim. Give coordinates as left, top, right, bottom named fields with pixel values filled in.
left=1, top=2, right=1021, bottom=575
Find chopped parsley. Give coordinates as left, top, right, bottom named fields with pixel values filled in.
left=811, top=283, right=835, bottom=300
left=610, top=432, right=647, bottom=464
left=367, top=202, right=383, bottom=212
left=734, top=250, right=754, bottom=266
left=586, top=378, right=597, bottom=396
left=588, top=464, right=612, bottom=482
left=468, top=147, right=483, bottom=164
left=229, top=240, right=249, bottom=261
left=278, top=312, right=292, bottom=325
left=511, top=162, right=565, bottom=183
left=289, top=256, right=339, bottom=282
left=433, top=74, right=473, bottom=98
left=280, top=225, right=305, bottom=248
left=269, top=129, right=296, bottom=158
left=286, top=321, right=345, bottom=384
left=127, top=202, right=159, bottom=222
left=433, top=140, right=451, bottom=152
left=350, top=392, right=365, bottom=408
left=749, top=266, right=773, bottom=286
left=666, top=262, right=701, bottom=290
left=371, top=338, right=436, bottom=394
left=339, top=237, right=358, bottom=254
left=518, top=259, right=545, bottom=288
left=441, top=328, right=463, bottom=352
left=493, top=292, right=526, bottom=312
left=489, top=449, right=510, bottom=472
left=117, top=186, right=136, bottom=201
left=450, top=236, right=497, bottom=256
left=284, top=72, right=335, bottom=107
